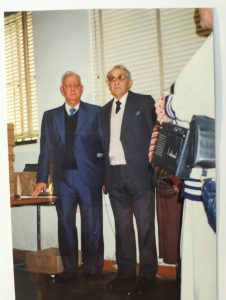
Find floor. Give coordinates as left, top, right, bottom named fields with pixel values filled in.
left=14, top=260, right=180, bottom=300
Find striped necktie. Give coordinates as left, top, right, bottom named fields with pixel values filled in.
left=69, top=107, right=76, bottom=116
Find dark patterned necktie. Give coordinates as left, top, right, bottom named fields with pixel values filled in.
left=115, top=101, right=121, bottom=114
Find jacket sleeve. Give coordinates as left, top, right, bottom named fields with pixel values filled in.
left=36, top=111, right=51, bottom=183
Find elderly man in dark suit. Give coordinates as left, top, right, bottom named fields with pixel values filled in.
left=102, top=65, right=157, bottom=295
left=32, top=71, right=105, bottom=282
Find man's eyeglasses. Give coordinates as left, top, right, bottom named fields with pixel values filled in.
left=107, top=74, right=129, bottom=82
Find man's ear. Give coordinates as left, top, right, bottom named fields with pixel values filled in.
left=60, top=86, right=64, bottom=96
left=129, top=80, right=133, bottom=89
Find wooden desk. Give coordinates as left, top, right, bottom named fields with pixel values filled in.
left=11, top=196, right=56, bottom=206
left=11, top=196, right=57, bottom=250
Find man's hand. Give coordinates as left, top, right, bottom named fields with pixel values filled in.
left=31, top=182, right=47, bottom=197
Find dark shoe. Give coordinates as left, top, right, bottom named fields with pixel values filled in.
left=107, top=274, right=136, bottom=292
left=50, top=272, right=77, bottom=283
left=135, top=276, right=154, bottom=295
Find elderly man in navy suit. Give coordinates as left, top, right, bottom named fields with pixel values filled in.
left=32, top=71, right=105, bottom=282
left=102, top=65, right=157, bottom=295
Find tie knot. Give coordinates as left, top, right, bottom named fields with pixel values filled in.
left=115, top=101, right=121, bottom=114
left=69, top=107, right=76, bottom=116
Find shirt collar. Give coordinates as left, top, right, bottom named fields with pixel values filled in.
left=65, top=102, right=80, bottom=115
left=113, top=92, right=128, bottom=107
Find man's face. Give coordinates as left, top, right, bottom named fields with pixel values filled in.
left=107, top=68, right=132, bottom=100
left=199, top=8, right=213, bottom=30
left=60, top=74, right=83, bottom=106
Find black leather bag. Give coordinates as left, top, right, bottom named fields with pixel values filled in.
left=189, top=115, right=215, bottom=168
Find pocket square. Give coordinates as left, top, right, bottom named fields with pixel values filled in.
left=97, top=153, right=104, bottom=158
left=135, top=110, right=141, bottom=116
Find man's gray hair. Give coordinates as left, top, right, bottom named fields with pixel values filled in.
left=106, top=65, right=132, bottom=80
left=61, top=71, right=81, bottom=85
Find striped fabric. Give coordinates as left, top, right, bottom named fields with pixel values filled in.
left=165, top=94, right=177, bottom=120
left=181, top=178, right=203, bottom=201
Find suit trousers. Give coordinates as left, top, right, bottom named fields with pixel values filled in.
left=109, top=165, right=157, bottom=279
left=55, top=169, right=104, bottom=276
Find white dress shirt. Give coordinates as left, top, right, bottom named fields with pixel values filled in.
left=109, top=93, right=128, bottom=165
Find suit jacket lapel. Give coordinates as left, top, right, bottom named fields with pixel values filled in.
left=105, top=100, right=113, bottom=151
left=75, top=101, right=88, bottom=135
left=121, top=91, right=138, bottom=136
left=56, top=104, right=66, bottom=144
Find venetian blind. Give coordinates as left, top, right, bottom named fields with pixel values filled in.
left=5, top=12, right=39, bottom=143
left=89, top=8, right=209, bottom=104
left=160, top=8, right=209, bottom=92
left=89, top=9, right=161, bottom=104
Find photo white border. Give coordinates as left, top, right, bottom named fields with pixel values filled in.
left=1, top=1, right=225, bottom=299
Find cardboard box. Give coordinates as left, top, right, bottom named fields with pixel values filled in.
left=26, top=248, right=63, bottom=274
left=8, top=123, right=15, bottom=198
left=7, top=123, right=14, bottom=132
left=7, top=124, right=15, bottom=146
left=14, top=172, right=37, bottom=196
left=8, top=153, right=15, bottom=161
left=14, top=172, right=54, bottom=196
left=26, top=248, right=82, bottom=274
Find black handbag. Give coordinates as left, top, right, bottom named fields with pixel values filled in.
left=189, top=115, right=215, bottom=168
